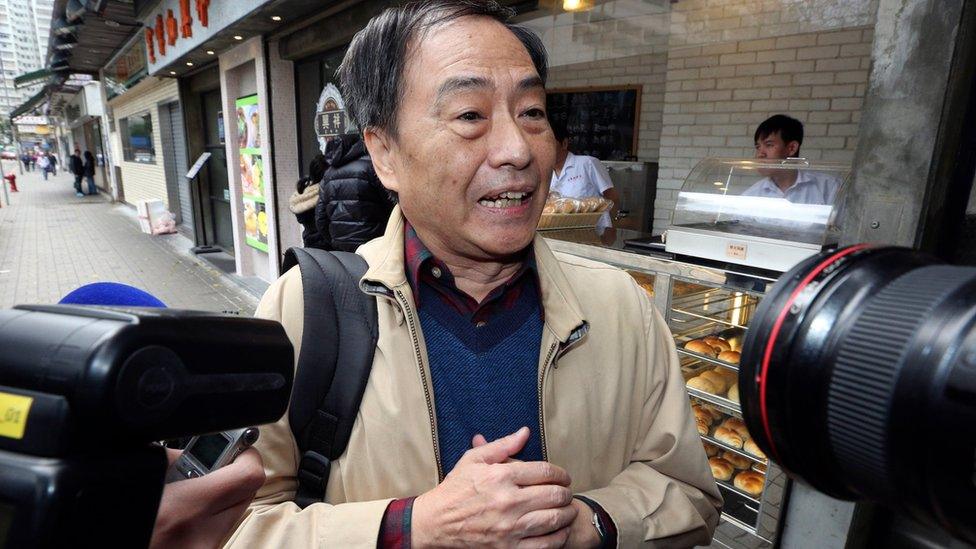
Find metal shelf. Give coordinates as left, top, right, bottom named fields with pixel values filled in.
left=716, top=477, right=763, bottom=505
left=677, top=347, right=740, bottom=372
left=700, top=433, right=765, bottom=464
left=686, top=386, right=741, bottom=414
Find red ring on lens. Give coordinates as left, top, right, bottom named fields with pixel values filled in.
left=758, top=244, right=872, bottom=462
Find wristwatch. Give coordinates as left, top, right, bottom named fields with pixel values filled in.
left=591, top=510, right=608, bottom=544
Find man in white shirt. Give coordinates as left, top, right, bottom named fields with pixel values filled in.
left=743, top=114, right=841, bottom=205
left=550, top=120, right=620, bottom=231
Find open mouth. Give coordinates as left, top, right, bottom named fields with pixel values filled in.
left=477, top=190, right=533, bottom=209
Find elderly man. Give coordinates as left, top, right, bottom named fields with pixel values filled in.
left=229, top=1, right=720, bottom=546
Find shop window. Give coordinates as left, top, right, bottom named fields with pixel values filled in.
left=120, top=112, right=155, bottom=163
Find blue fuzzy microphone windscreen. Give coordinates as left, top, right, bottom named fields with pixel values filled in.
left=59, top=282, right=167, bottom=308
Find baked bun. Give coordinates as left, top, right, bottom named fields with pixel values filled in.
left=718, top=350, right=741, bottom=364
left=700, top=404, right=723, bottom=423
left=721, top=417, right=749, bottom=438
left=699, top=371, right=730, bottom=394
left=703, top=442, right=720, bottom=457
left=753, top=462, right=767, bottom=474
left=553, top=199, right=575, bottom=214
left=685, top=340, right=718, bottom=357
left=709, top=457, right=734, bottom=481
left=722, top=451, right=752, bottom=470
left=695, top=417, right=710, bottom=436
left=692, top=405, right=714, bottom=426
left=686, top=376, right=718, bottom=394
left=744, top=439, right=767, bottom=460
left=713, top=427, right=743, bottom=448
left=734, top=471, right=765, bottom=496
left=594, top=198, right=612, bottom=212
left=542, top=203, right=556, bottom=214
left=712, top=367, right=738, bottom=386
left=704, top=336, right=731, bottom=352
left=727, top=382, right=739, bottom=403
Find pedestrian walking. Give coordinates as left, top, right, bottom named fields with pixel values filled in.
left=83, top=151, right=97, bottom=195
left=38, top=153, right=50, bottom=181
left=69, top=148, right=84, bottom=197
left=29, top=153, right=36, bottom=172
left=20, top=153, right=30, bottom=172
left=47, top=152, right=58, bottom=176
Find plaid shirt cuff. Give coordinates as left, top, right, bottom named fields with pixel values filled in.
left=377, top=496, right=416, bottom=549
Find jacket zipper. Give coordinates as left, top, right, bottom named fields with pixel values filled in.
left=393, top=288, right=445, bottom=481
left=538, top=341, right=559, bottom=462
left=538, top=323, right=588, bottom=462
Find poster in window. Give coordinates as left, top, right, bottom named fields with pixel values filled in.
left=236, top=94, right=260, bottom=150
left=217, top=110, right=225, bottom=144
left=243, top=197, right=268, bottom=252
left=240, top=153, right=264, bottom=198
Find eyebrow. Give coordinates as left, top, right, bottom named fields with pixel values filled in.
left=432, top=74, right=546, bottom=110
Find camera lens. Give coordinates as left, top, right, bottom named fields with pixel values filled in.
left=739, top=245, right=976, bottom=543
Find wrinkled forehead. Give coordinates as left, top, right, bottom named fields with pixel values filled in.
left=402, top=15, right=539, bottom=89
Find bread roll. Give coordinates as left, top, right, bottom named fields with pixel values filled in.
left=699, top=371, right=730, bottom=394
left=718, top=350, right=741, bottom=364
left=594, top=198, right=612, bottom=212
left=727, top=382, right=739, bottom=403
left=713, top=367, right=738, bottom=386
left=686, top=376, right=718, bottom=394
left=703, top=442, right=720, bottom=457
left=713, top=427, right=743, bottom=448
left=753, top=462, right=767, bottom=474
left=734, top=471, right=765, bottom=497
left=722, top=451, right=752, bottom=470
left=709, top=457, right=734, bottom=481
left=744, top=438, right=767, bottom=460
left=684, top=339, right=718, bottom=357
left=692, top=405, right=713, bottom=426
left=695, top=417, right=709, bottom=436
left=553, top=199, right=575, bottom=214
left=704, top=336, right=731, bottom=352
left=700, top=404, right=723, bottom=423
left=721, top=417, right=750, bottom=439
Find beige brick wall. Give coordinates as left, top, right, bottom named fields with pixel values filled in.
left=653, top=25, right=874, bottom=233
left=108, top=77, right=180, bottom=208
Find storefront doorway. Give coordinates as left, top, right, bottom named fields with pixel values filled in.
left=202, top=89, right=234, bottom=253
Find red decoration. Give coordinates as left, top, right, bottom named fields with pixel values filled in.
left=145, top=28, right=156, bottom=63
left=166, top=9, right=177, bottom=46
left=196, top=0, right=210, bottom=27
left=180, top=0, right=192, bottom=38
left=155, top=14, right=165, bottom=55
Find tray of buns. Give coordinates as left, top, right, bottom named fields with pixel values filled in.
left=538, top=212, right=606, bottom=230
left=685, top=365, right=741, bottom=412
left=538, top=193, right=613, bottom=231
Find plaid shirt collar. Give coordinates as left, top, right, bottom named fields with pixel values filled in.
left=403, top=221, right=540, bottom=320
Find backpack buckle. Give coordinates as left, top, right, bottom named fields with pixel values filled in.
left=295, top=451, right=332, bottom=508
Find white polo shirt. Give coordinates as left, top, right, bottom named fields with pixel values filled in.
left=551, top=152, right=615, bottom=231
left=742, top=170, right=841, bottom=205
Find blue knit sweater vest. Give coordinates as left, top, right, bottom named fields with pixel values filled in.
left=416, top=280, right=544, bottom=473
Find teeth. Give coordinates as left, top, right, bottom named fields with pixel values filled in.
left=478, top=197, right=524, bottom=209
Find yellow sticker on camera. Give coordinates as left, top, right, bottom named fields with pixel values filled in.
left=0, top=391, right=33, bottom=440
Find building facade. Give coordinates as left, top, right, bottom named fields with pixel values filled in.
left=0, top=0, right=53, bottom=116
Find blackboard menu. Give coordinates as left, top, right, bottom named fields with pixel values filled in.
left=547, top=86, right=641, bottom=161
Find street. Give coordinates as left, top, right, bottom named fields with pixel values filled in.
left=0, top=167, right=258, bottom=314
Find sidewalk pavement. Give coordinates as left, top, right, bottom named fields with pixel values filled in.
left=0, top=167, right=260, bottom=315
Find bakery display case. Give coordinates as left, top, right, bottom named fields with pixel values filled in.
left=665, top=157, right=851, bottom=272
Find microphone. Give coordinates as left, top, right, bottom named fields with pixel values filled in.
left=58, top=282, right=166, bottom=308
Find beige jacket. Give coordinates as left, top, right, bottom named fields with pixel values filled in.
left=226, top=207, right=721, bottom=548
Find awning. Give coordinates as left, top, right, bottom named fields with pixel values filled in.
left=14, top=68, right=53, bottom=89
left=10, top=87, right=50, bottom=118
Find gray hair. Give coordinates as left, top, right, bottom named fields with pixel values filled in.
left=337, top=0, right=549, bottom=139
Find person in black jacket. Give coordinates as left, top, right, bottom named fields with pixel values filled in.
left=83, top=151, right=97, bottom=195
left=69, top=148, right=84, bottom=197
left=313, top=133, right=395, bottom=252
left=288, top=153, right=329, bottom=249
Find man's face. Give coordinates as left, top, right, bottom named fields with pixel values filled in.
left=367, top=16, right=554, bottom=260
left=754, top=131, right=798, bottom=160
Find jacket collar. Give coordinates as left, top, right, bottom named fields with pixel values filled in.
left=358, top=206, right=587, bottom=343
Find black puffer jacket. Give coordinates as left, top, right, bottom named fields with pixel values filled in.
left=315, top=134, right=395, bottom=252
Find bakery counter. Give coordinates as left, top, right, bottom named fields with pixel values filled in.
left=541, top=227, right=787, bottom=547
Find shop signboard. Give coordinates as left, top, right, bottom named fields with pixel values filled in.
left=105, top=35, right=148, bottom=100
left=236, top=94, right=267, bottom=252
left=141, top=0, right=266, bottom=75
left=315, top=83, right=356, bottom=153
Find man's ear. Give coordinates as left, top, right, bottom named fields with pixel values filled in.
left=363, top=128, right=400, bottom=193
left=787, top=140, right=800, bottom=157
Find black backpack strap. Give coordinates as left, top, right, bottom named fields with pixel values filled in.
left=282, top=247, right=378, bottom=508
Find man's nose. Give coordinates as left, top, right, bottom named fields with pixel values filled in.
left=487, top=114, right=532, bottom=170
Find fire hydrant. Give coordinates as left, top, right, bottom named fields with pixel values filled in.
left=4, top=173, right=17, bottom=193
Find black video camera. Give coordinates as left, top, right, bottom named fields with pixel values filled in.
left=0, top=305, right=294, bottom=548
